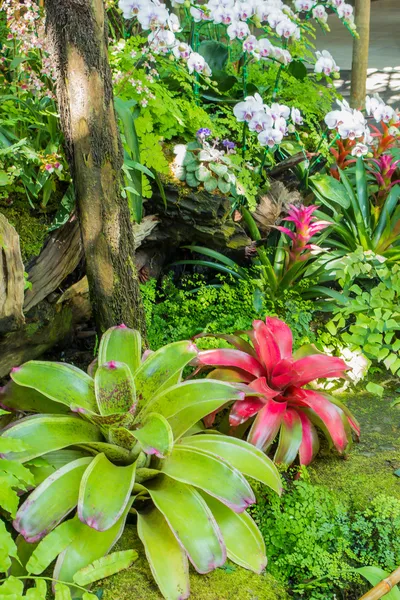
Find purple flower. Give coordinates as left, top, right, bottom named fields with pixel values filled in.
left=196, top=127, right=212, bottom=139
left=222, top=139, right=236, bottom=150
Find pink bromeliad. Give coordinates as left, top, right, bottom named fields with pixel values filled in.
left=195, top=317, right=360, bottom=466
left=276, top=204, right=331, bottom=266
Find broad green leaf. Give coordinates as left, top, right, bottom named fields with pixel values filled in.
left=134, top=341, right=198, bottom=411
left=78, top=453, right=136, bottom=531
left=26, top=579, right=47, bottom=599
left=145, top=476, right=226, bottom=573
left=82, top=594, right=99, bottom=600
left=0, top=576, right=23, bottom=594
left=15, top=457, right=92, bottom=542
left=137, top=507, right=189, bottom=600
left=1, top=415, right=102, bottom=462
left=131, top=413, right=173, bottom=458
left=355, top=157, right=370, bottom=229
left=161, top=446, right=254, bottom=512
left=0, top=460, right=34, bottom=487
left=0, top=474, right=19, bottom=517
left=310, top=174, right=350, bottom=210
left=0, top=520, right=18, bottom=573
left=0, top=438, right=29, bottom=454
left=95, top=362, right=136, bottom=416
left=27, top=516, right=82, bottom=574
left=0, top=381, right=70, bottom=415
left=78, top=442, right=131, bottom=463
left=366, top=381, right=384, bottom=397
left=53, top=499, right=133, bottom=595
left=98, top=326, right=142, bottom=375
left=54, top=583, right=72, bottom=600
left=73, top=549, right=138, bottom=586
left=11, top=362, right=96, bottom=412
left=8, top=535, right=38, bottom=577
left=139, top=380, right=245, bottom=439
left=357, top=566, right=400, bottom=600
left=202, top=493, right=266, bottom=573
left=179, top=435, right=282, bottom=495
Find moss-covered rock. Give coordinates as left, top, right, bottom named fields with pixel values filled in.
left=309, top=387, right=400, bottom=508
left=97, top=526, right=289, bottom=600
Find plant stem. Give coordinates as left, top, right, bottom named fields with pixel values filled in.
left=0, top=575, right=88, bottom=593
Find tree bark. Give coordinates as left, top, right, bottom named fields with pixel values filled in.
left=44, top=0, right=146, bottom=336
left=350, top=0, right=371, bottom=109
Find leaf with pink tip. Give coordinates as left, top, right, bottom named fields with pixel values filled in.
left=10, top=362, right=97, bottom=412
left=251, top=320, right=281, bottom=378
left=264, top=317, right=293, bottom=360
left=274, top=408, right=302, bottom=465
left=14, top=457, right=92, bottom=543
left=160, top=445, right=255, bottom=513
left=98, top=325, right=142, bottom=375
left=53, top=498, right=133, bottom=594
left=131, top=412, right=173, bottom=458
left=248, top=398, right=287, bottom=451
left=288, top=355, right=349, bottom=387
left=144, top=476, right=226, bottom=574
left=78, top=453, right=136, bottom=531
left=137, top=506, right=190, bottom=600
left=195, top=348, right=265, bottom=378
left=229, top=397, right=265, bottom=426
left=297, top=411, right=320, bottom=466
left=95, top=361, right=136, bottom=416
left=328, top=395, right=360, bottom=436
left=287, top=387, right=349, bottom=453
left=201, top=492, right=267, bottom=573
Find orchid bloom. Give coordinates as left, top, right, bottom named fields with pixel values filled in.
left=276, top=204, right=331, bottom=264
left=194, top=317, right=359, bottom=466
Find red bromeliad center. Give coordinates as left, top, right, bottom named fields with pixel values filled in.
left=196, top=316, right=360, bottom=466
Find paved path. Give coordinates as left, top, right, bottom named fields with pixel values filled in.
left=314, top=0, right=400, bottom=106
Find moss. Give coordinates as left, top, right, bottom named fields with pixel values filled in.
left=98, top=526, right=289, bottom=600
left=309, top=388, right=400, bottom=509
left=0, top=204, right=48, bottom=263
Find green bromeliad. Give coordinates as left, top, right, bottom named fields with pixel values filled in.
left=0, top=325, right=281, bottom=600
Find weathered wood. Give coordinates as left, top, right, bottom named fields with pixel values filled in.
left=24, top=216, right=83, bottom=312
left=146, top=182, right=251, bottom=250
left=0, top=214, right=25, bottom=333
left=45, top=0, right=146, bottom=336
left=0, top=277, right=90, bottom=379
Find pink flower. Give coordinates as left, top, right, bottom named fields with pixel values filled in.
left=276, top=204, right=331, bottom=263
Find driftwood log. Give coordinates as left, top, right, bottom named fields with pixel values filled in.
left=0, top=214, right=25, bottom=333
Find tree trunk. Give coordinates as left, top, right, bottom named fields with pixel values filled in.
left=44, top=0, right=146, bottom=336
left=350, top=0, right=371, bottom=109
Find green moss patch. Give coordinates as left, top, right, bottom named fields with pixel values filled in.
left=1, top=205, right=48, bottom=263
left=98, top=526, right=289, bottom=600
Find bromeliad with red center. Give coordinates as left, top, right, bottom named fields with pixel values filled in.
left=194, top=317, right=360, bottom=466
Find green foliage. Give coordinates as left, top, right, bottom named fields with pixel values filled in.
left=327, top=255, right=400, bottom=377
left=141, top=275, right=315, bottom=351
left=0, top=326, right=281, bottom=600
left=251, top=471, right=400, bottom=600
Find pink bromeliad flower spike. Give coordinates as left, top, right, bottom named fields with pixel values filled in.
left=275, top=204, right=331, bottom=265
left=194, top=316, right=360, bottom=467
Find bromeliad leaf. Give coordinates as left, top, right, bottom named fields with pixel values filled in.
left=179, top=435, right=282, bottom=495
left=1, top=415, right=102, bottom=462
left=97, top=325, right=142, bottom=375
left=94, top=362, right=136, bottom=416
left=73, top=549, right=138, bottom=586
left=160, top=446, right=255, bottom=513
left=137, top=507, right=189, bottom=600
left=10, top=362, right=97, bottom=412
left=78, top=453, right=136, bottom=531
left=131, top=413, right=173, bottom=458
left=14, top=457, right=93, bottom=542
